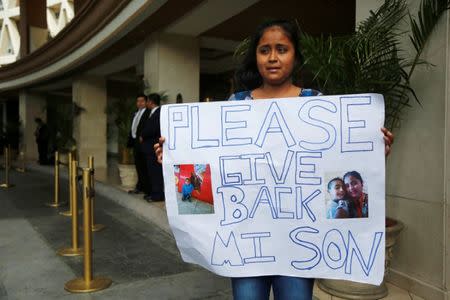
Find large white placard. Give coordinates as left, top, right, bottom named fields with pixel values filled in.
left=161, top=93, right=385, bottom=284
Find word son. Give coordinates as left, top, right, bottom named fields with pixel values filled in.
left=211, top=228, right=383, bottom=276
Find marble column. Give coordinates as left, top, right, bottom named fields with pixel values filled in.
left=144, top=32, right=199, bottom=103
left=72, top=76, right=107, bottom=180
left=18, top=91, right=46, bottom=161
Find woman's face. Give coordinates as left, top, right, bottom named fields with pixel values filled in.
left=344, top=175, right=363, bottom=199
left=256, top=26, right=296, bottom=86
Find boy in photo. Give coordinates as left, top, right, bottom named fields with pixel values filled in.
left=327, top=177, right=353, bottom=219
left=182, top=178, right=194, bottom=202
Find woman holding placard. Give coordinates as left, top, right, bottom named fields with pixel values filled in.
left=155, top=19, right=393, bottom=300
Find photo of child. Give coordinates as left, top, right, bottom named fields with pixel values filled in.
left=182, top=178, right=194, bottom=201
left=174, top=164, right=214, bottom=215
left=325, top=171, right=368, bottom=219
left=327, top=177, right=351, bottom=219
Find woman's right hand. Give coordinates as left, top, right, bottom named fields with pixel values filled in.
left=154, top=137, right=165, bottom=164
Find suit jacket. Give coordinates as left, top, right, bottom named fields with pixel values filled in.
left=36, top=124, right=49, bottom=143
left=127, top=108, right=150, bottom=150
left=141, top=107, right=161, bottom=155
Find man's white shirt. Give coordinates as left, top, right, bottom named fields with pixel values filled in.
left=131, top=108, right=146, bottom=138
left=150, top=106, right=159, bottom=117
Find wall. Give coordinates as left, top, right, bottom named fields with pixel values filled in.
left=356, top=1, right=449, bottom=299
left=106, top=97, right=119, bottom=155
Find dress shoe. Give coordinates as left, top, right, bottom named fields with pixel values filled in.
left=150, top=198, right=165, bottom=202
left=128, top=189, right=141, bottom=194
left=143, top=194, right=152, bottom=201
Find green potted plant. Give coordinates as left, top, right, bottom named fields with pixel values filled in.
left=106, top=96, right=137, bottom=187
left=142, top=78, right=170, bottom=104
left=46, top=101, right=84, bottom=165
left=0, top=118, right=22, bottom=160
left=5, top=118, right=21, bottom=150
left=235, top=0, right=449, bottom=298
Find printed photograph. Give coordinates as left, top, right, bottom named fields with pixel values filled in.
left=174, top=164, right=214, bottom=215
left=325, top=171, right=369, bottom=219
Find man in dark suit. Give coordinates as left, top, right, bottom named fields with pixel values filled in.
left=140, top=93, right=164, bottom=202
left=34, top=118, right=49, bottom=165
left=127, top=94, right=151, bottom=195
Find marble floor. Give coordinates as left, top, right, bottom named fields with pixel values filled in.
left=0, top=168, right=231, bottom=299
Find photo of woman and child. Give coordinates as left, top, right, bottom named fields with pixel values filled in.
left=326, top=171, right=368, bottom=219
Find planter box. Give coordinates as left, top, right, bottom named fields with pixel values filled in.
left=117, top=163, right=137, bottom=188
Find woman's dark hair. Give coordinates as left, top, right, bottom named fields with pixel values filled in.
left=343, top=171, right=363, bottom=184
left=148, top=93, right=161, bottom=106
left=234, top=19, right=303, bottom=91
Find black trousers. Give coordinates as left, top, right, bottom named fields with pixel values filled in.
left=145, top=153, right=165, bottom=200
left=37, top=141, right=48, bottom=164
left=134, top=147, right=150, bottom=194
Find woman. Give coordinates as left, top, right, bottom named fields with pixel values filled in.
left=155, top=19, right=394, bottom=300
left=343, top=171, right=368, bottom=218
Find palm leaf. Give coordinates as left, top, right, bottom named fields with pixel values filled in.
left=106, top=97, right=136, bottom=148
left=408, top=0, right=450, bottom=78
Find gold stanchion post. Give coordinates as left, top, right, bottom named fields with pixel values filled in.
left=0, top=146, right=14, bottom=188
left=88, top=156, right=105, bottom=232
left=57, top=159, right=83, bottom=256
left=65, top=167, right=112, bottom=292
left=46, top=152, right=67, bottom=207
left=60, top=152, right=74, bottom=216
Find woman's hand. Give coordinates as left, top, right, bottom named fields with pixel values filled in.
left=381, top=127, right=394, bottom=157
left=154, top=137, right=165, bottom=164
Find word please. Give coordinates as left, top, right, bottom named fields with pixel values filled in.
left=167, top=97, right=375, bottom=153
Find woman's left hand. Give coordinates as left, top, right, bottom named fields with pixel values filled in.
left=381, top=127, right=394, bottom=157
